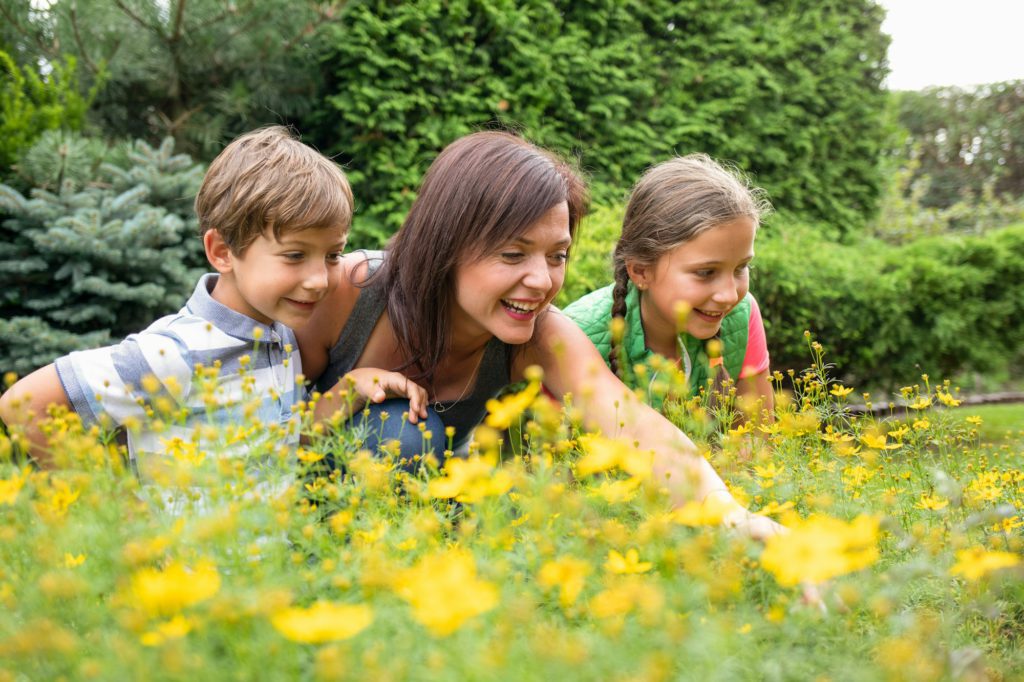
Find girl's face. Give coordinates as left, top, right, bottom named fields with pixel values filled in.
left=629, top=217, right=756, bottom=341
left=451, top=202, right=571, bottom=347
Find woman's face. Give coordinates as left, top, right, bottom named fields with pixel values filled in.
left=451, top=202, right=571, bottom=346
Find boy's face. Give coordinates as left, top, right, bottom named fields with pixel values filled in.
left=210, top=225, right=347, bottom=328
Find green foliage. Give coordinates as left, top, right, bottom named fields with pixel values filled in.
left=0, top=135, right=206, bottom=375
left=559, top=207, right=1024, bottom=390
left=0, top=0, right=341, bottom=159
left=755, top=220, right=1024, bottom=389
left=891, top=81, right=1024, bottom=210
left=310, top=0, right=890, bottom=247
left=0, top=50, right=94, bottom=178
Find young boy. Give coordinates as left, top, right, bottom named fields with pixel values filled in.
left=0, top=126, right=423, bottom=482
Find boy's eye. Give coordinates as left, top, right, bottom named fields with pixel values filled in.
left=326, top=252, right=343, bottom=263
left=283, top=252, right=304, bottom=261
left=695, top=269, right=715, bottom=279
left=737, top=263, right=752, bottom=275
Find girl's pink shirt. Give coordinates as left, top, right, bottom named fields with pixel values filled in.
left=739, top=296, right=770, bottom=379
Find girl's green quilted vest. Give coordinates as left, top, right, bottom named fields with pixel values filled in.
left=562, top=282, right=752, bottom=409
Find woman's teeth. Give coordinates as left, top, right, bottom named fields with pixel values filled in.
left=502, top=300, right=539, bottom=314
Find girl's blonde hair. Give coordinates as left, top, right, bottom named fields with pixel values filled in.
left=609, top=154, right=771, bottom=377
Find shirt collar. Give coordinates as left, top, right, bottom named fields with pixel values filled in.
left=186, top=273, right=286, bottom=345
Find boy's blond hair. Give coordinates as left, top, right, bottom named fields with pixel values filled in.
left=195, top=126, right=353, bottom=253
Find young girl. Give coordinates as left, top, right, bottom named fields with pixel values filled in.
left=563, top=154, right=773, bottom=418
left=297, top=133, right=782, bottom=540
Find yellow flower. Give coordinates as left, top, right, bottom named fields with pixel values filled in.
left=129, top=560, right=221, bottom=615
left=592, top=477, right=641, bottom=504
left=965, top=416, right=983, bottom=426
left=485, top=381, right=541, bottom=429
left=589, top=579, right=664, bottom=620
left=950, top=547, right=1020, bottom=581
left=914, top=492, right=949, bottom=511
left=604, top=549, right=652, bottom=575
left=0, top=468, right=29, bottom=505
left=760, top=514, right=880, bottom=586
left=140, top=615, right=193, bottom=647
left=538, top=556, right=590, bottom=608
left=575, top=435, right=653, bottom=479
left=64, top=553, right=86, bottom=568
left=756, top=500, right=795, bottom=517
left=935, top=390, right=961, bottom=407
left=909, top=397, right=932, bottom=410
left=860, top=433, right=900, bottom=451
left=427, top=454, right=513, bottom=504
left=392, top=549, right=498, bottom=636
left=830, top=385, right=854, bottom=398
left=271, top=601, right=373, bottom=644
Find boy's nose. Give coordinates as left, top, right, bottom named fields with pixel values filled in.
left=303, top=264, right=329, bottom=291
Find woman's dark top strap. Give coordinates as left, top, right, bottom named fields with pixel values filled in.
left=314, top=251, right=513, bottom=449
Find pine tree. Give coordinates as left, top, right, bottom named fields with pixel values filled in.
left=0, top=133, right=206, bottom=375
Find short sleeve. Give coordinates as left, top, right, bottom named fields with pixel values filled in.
left=54, top=331, right=193, bottom=429
left=738, top=295, right=770, bottom=379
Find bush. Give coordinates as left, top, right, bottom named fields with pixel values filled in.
left=560, top=206, right=1024, bottom=390
left=0, top=50, right=94, bottom=180
left=0, top=134, right=206, bottom=375
left=310, top=0, right=889, bottom=247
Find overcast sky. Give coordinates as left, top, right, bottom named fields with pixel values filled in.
left=878, top=0, right=1024, bottom=90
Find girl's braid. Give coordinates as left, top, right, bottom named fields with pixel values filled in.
left=608, top=258, right=631, bottom=378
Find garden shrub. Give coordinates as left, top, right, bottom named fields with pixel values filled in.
left=0, top=134, right=206, bottom=375
left=561, top=206, right=1024, bottom=390
left=310, top=0, right=889, bottom=247
left=0, top=50, right=94, bottom=181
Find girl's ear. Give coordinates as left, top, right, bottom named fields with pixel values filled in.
left=204, top=230, right=234, bottom=274
left=625, top=260, right=651, bottom=291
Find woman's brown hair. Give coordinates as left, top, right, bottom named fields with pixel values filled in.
left=382, top=131, right=587, bottom=387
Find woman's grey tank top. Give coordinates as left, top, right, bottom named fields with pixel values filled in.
left=314, top=252, right=514, bottom=448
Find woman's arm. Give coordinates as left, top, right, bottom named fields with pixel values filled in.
left=518, top=309, right=783, bottom=540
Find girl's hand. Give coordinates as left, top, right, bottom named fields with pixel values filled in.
left=342, top=368, right=429, bottom=423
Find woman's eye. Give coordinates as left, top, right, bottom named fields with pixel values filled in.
left=548, top=252, right=569, bottom=265
left=501, top=252, right=525, bottom=262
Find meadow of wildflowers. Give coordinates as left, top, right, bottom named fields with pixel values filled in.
left=0, top=336, right=1022, bottom=681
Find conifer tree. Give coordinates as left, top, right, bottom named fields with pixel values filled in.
left=0, top=133, right=205, bottom=375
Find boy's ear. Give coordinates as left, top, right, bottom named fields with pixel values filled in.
left=203, top=230, right=234, bottom=274
left=625, top=260, right=651, bottom=291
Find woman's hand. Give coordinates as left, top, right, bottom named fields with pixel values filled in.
left=314, top=368, right=429, bottom=425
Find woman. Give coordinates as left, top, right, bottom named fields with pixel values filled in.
left=297, top=131, right=780, bottom=539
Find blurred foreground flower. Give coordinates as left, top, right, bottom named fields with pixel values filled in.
left=0, top=468, right=29, bottom=505
left=538, top=556, right=590, bottom=608
left=950, top=547, right=1020, bottom=581
left=271, top=601, right=373, bottom=644
left=129, top=560, right=221, bottom=615
left=392, top=549, right=497, bottom=636
left=427, top=454, right=512, bottom=504
left=761, top=515, right=880, bottom=586
left=576, top=435, right=653, bottom=479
